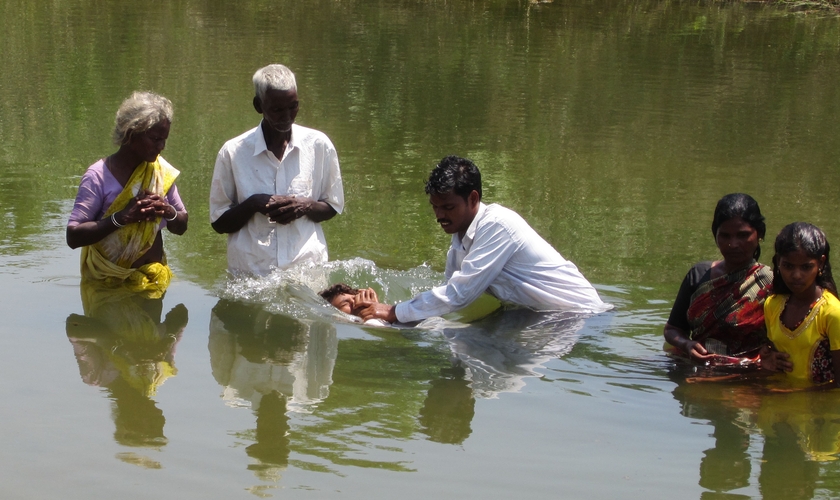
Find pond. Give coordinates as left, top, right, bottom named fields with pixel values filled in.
left=2, top=0, right=840, bottom=498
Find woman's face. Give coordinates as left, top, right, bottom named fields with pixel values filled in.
left=715, top=216, right=760, bottom=270
left=129, top=120, right=170, bottom=163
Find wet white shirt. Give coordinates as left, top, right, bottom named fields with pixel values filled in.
left=395, top=203, right=611, bottom=322
left=210, top=123, right=344, bottom=276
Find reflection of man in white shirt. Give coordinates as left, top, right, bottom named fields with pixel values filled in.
left=359, top=155, right=610, bottom=324
left=209, top=64, right=344, bottom=276
left=208, top=300, right=338, bottom=409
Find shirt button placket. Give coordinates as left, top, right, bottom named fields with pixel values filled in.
left=275, top=159, right=286, bottom=264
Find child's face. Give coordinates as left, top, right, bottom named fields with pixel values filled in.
left=329, top=293, right=356, bottom=315
left=778, top=249, right=826, bottom=296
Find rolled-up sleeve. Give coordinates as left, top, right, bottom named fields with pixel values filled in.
left=68, top=170, right=105, bottom=227
left=395, top=222, right=518, bottom=323
left=166, top=183, right=186, bottom=213
left=209, top=148, right=236, bottom=223
left=319, top=141, right=344, bottom=214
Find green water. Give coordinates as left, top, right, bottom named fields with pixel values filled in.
left=2, top=0, right=840, bottom=498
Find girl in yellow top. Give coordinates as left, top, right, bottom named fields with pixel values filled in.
left=763, top=222, right=840, bottom=385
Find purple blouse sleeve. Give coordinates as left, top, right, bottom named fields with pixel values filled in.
left=67, top=165, right=106, bottom=227
left=166, top=183, right=186, bottom=213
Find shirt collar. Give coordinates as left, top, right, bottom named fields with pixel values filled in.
left=253, top=122, right=298, bottom=157
left=454, top=202, right=487, bottom=250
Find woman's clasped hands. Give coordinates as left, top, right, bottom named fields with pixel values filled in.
left=116, top=189, right=177, bottom=225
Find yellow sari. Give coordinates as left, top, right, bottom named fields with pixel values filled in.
left=80, top=157, right=179, bottom=297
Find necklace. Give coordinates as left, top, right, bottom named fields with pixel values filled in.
left=781, top=290, right=822, bottom=331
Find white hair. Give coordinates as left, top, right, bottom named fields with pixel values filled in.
left=112, top=91, right=173, bottom=145
left=253, top=64, right=297, bottom=101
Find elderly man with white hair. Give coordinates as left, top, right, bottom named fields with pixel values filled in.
left=210, top=64, right=345, bottom=276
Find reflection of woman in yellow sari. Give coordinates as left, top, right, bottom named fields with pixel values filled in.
left=75, top=281, right=187, bottom=397
left=66, top=280, right=188, bottom=447
left=66, top=91, right=188, bottom=297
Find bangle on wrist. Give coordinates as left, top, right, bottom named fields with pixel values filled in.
left=165, top=208, right=178, bottom=221
left=110, top=213, right=124, bottom=228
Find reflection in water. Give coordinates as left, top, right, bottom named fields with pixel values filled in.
left=115, top=452, right=163, bottom=469
left=426, top=308, right=586, bottom=399
left=246, top=391, right=292, bottom=478
left=418, top=366, right=475, bottom=445
left=65, top=282, right=187, bottom=450
left=759, top=420, right=819, bottom=500
left=671, top=375, right=756, bottom=498
left=413, top=309, right=588, bottom=444
left=211, top=265, right=591, bottom=475
left=209, top=299, right=337, bottom=479
left=756, top=390, right=840, bottom=500
left=209, top=299, right=337, bottom=409
left=756, top=391, right=840, bottom=463
left=671, top=367, right=840, bottom=499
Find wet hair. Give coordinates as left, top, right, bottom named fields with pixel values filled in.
left=425, top=155, right=482, bottom=201
left=772, top=222, right=837, bottom=297
left=711, top=193, right=766, bottom=260
left=253, top=64, right=297, bottom=101
left=318, top=283, right=359, bottom=303
left=112, top=91, right=173, bottom=146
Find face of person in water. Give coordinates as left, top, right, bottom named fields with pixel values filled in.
left=329, top=293, right=356, bottom=315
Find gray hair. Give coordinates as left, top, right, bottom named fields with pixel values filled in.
left=253, top=64, right=297, bottom=101
left=112, top=91, right=173, bottom=145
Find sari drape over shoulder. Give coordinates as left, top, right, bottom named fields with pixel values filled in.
left=687, top=262, right=773, bottom=356
left=80, top=157, right=179, bottom=297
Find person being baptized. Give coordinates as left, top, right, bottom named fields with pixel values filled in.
left=318, top=283, right=390, bottom=326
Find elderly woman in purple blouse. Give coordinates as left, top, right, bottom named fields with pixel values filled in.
left=66, top=91, right=188, bottom=295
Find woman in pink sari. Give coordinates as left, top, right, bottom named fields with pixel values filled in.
left=664, top=194, right=773, bottom=363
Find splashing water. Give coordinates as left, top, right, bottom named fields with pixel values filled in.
left=216, top=258, right=446, bottom=322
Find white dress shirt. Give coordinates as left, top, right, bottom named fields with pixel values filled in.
left=395, top=203, right=611, bottom=322
left=210, top=123, right=344, bottom=276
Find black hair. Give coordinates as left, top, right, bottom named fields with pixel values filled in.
left=772, top=222, right=838, bottom=297
left=424, top=155, right=482, bottom=202
left=318, top=283, right=359, bottom=303
left=711, top=193, right=766, bottom=260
